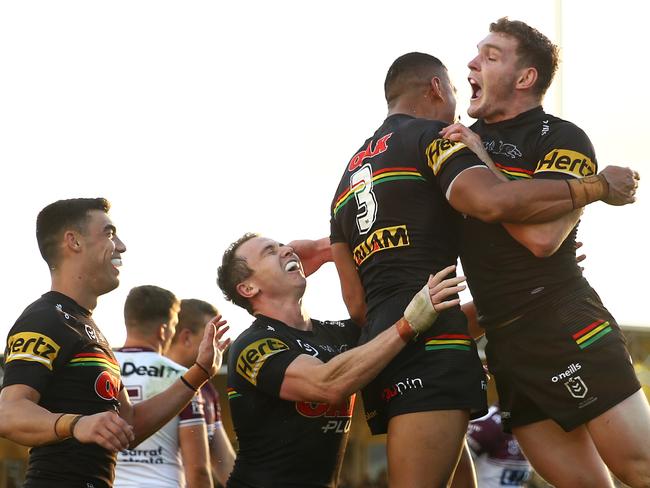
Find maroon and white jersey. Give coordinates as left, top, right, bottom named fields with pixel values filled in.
left=467, top=406, right=532, bottom=487
left=113, top=348, right=206, bottom=488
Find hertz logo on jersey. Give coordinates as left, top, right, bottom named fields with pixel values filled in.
left=5, top=332, right=61, bottom=371
left=236, top=338, right=289, bottom=385
left=353, top=225, right=409, bottom=266
left=535, top=149, right=596, bottom=178
left=426, top=138, right=467, bottom=175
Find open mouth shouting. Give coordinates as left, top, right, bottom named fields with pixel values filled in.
left=469, top=77, right=482, bottom=101
left=284, top=259, right=302, bottom=274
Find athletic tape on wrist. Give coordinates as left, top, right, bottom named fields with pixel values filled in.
left=567, top=175, right=609, bottom=209
left=396, top=318, right=416, bottom=343
left=54, top=413, right=83, bottom=440
left=403, top=283, right=438, bottom=334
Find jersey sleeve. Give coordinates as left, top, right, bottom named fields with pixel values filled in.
left=532, top=122, right=597, bottom=180
left=179, top=391, right=207, bottom=428
left=404, top=120, right=487, bottom=196
left=230, top=330, right=302, bottom=398
left=2, top=309, right=76, bottom=394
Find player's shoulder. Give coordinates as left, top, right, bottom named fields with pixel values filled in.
left=542, top=111, right=591, bottom=142
left=8, top=294, right=74, bottom=340
left=229, top=318, right=292, bottom=356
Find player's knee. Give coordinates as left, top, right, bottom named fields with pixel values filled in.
left=611, top=458, right=650, bottom=488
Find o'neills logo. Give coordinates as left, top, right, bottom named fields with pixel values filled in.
left=535, top=149, right=595, bottom=178
left=551, top=362, right=581, bottom=383
left=236, top=338, right=289, bottom=386
left=353, top=225, right=409, bottom=266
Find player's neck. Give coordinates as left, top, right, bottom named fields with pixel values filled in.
left=123, top=334, right=162, bottom=354
left=482, top=96, right=541, bottom=124
left=50, top=271, right=98, bottom=311
left=254, top=297, right=311, bottom=331
left=387, top=98, right=450, bottom=122
left=165, top=348, right=190, bottom=368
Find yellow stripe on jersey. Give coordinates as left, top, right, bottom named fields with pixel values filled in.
left=5, top=332, right=61, bottom=370
left=425, top=139, right=467, bottom=175
left=535, top=149, right=595, bottom=178
left=236, top=338, right=289, bottom=386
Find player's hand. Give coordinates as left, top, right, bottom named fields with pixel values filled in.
left=600, top=165, right=640, bottom=205
left=287, top=238, right=332, bottom=277
left=195, top=315, right=231, bottom=377
left=403, top=265, right=466, bottom=335
left=428, top=265, right=467, bottom=312
left=73, top=411, right=134, bottom=452
left=440, top=123, right=483, bottom=155
left=575, top=241, right=586, bottom=271
left=440, top=124, right=508, bottom=181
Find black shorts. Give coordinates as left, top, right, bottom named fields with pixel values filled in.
left=361, top=293, right=487, bottom=435
left=485, top=284, right=640, bottom=432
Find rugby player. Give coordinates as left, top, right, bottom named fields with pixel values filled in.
left=437, top=18, right=649, bottom=487
left=217, top=233, right=465, bottom=488
left=114, top=286, right=212, bottom=488
left=329, top=52, right=638, bottom=487
left=0, top=198, right=229, bottom=488
left=166, top=298, right=236, bottom=486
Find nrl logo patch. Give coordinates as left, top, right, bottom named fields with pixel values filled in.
left=564, top=375, right=588, bottom=399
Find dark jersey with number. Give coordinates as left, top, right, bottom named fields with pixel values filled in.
left=463, top=107, right=597, bottom=328
left=2, top=291, right=122, bottom=488
left=226, top=315, right=360, bottom=488
left=330, top=114, right=485, bottom=318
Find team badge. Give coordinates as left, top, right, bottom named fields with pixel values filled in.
left=85, top=324, right=98, bottom=341
left=564, top=376, right=588, bottom=399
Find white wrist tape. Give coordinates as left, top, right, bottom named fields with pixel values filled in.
left=403, top=284, right=438, bottom=335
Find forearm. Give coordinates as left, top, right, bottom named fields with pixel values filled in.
left=185, top=467, right=213, bottom=488
left=211, top=427, right=236, bottom=486
left=0, top=398, right=62, bottom=446
left=313, top=321, right=409, bottom=403
left=490, top=178, right=575, bottom=223
left=502, top=208, right=582, bottom=258
left=130, top=366, right=209, bottom=446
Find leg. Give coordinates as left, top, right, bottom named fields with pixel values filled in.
left=448, top=440, right=477, bottom=488
left=513, top=419, right=614, bottom=488
left=387, top=410, right=469, bottom=488
left=587, top=389, right=650, bottom=487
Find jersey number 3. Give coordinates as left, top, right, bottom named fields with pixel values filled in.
left=350, top=164, right=377, bottom=234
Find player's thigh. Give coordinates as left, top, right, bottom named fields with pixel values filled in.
left=513, top=419, right=613, bottom=488
left=587, top=389, right=650, bottom=485
left=448, top=440, right=477, bottom=488
left=387, top=410, right=469, bottom=488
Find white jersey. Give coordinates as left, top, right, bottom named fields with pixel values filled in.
left=113, top=348, right=206, bottom=488
left=467, top=406, right=532, bottom=488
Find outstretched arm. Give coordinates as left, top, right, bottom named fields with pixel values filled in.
left=119, top=317, right=230, bottom=447
left=279, top=266, right=465, bottom=405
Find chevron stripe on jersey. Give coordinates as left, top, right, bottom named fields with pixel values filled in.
left=332, top=167, right=425, bottom=215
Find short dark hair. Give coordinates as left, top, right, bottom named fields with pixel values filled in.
left=490, top=17, right=559, bottom=96
left=173, top=299, right=219, bottom=342
left=36, top=198, right=111, bottom=268
left=216, top=233, right=258, bottom=315
left=384, top=52, right=446, bottom=105
left=124, top=285, right=179, bottom=332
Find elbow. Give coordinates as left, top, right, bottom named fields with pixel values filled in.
left=473, top=194, right=514, bottom=223
left=525, top=237, right=561, bottom=258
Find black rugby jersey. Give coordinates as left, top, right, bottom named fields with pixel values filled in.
left=226, top=315, right=360, bottom=488
left=330, top=114, right=485, bottom=318
left=3, top=291, right=122, bottom=488
left=463, top=106, right=597, bottom=328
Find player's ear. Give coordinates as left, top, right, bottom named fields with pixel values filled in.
left=429, top=76, right=444, bottom=101
left=64, top=230, right=83, bottom=253
left=516, top=67, right=537, bottom=91
left=237, top=281, right=259, bottom=300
